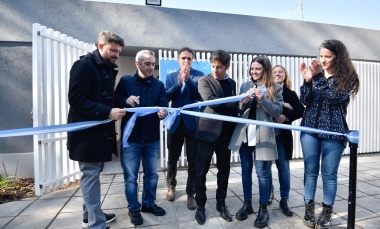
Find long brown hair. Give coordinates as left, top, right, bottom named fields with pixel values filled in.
left=250, top=56, right=276, bottom=102
left=320, top=39, right=360, bottom=98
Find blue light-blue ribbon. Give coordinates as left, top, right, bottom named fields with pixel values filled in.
left=181, top=110, right=359, bottom=144
left=0, top=119, right=112, bottom=137
left=0, top=85, right=359, bottom=147
left=163, top=85, right=266, bottom=129
left=163, top=93, right=249, bottom=129
left=122, top=107, right=165, bottom=148
left=120, top=85, right=358, bottom=148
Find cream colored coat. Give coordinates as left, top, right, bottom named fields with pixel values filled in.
left=228, top=80, right=283, bottom=161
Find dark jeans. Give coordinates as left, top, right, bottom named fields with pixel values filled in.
left=166, top=120, right=197, bottom=195
left=195, top=123, right=233, bottom=207
left=269, top=135, right=291, bottom=199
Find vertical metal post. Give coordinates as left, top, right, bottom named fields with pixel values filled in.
left=347, top=131, right=358, bottom=229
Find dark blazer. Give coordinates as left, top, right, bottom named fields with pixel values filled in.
left=195, top=74, right=238, bottom=142
left=165, top=68, right=204, bottom=134
left=279, top=86, right=305, bottom=160
left=67, top=49, right=118, bottom=162
left=115, top=72, right=168, bottom=143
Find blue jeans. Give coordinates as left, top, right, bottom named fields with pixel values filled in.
left=239, top=142, right=272, bottom=204
left=300, top=133, right=345, bottom=205
left=79, top=162, right=107, bottom=229
left=120, top=141, right=159, bottom=211
left=269, top=135, right=291, bottom=198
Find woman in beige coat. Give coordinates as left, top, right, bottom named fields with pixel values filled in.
left=228, top=56, right=283, bottom=228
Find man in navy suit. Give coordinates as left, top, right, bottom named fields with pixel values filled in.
left=165, top=47, right=204, bottom=210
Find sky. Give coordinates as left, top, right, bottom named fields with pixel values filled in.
left=87, top=0, right=380, bottom=31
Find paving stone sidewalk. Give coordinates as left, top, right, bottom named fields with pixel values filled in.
left=1, top=153, right=380, bottom=228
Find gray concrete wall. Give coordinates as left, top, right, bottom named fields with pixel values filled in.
left=1, top=0, right=380, bottom=60
left=0, top=0, right=379, bottom=163
left=0, top=45, right=33, bottom=154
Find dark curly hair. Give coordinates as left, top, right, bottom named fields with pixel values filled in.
left=320, top=39, right=359, bottom=98
left=209, top=50, right=231, bottom=67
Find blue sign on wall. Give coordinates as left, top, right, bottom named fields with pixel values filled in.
left=159, top=60, right=211, bottom=84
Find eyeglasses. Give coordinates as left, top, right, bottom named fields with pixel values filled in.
left=273, top=70, right=284, bottom=74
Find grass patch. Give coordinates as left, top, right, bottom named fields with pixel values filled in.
left=0, top=175, right=35, bottom=204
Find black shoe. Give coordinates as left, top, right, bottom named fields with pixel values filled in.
left=235, top=199, right=254, bottom=221
left=195, top=205, right=206, bottom=225
left=187, top=195, right=197, bottom=210
left=216, top=204, right=233, bottom=222
left=82, top=213, right=116, bottom=228
left=166, top=187, right=176, bottom=201
left=280, top=198, right=293, bottom=217
left=141, top=204, right=166, bottom=216
left=268, top=190, right=274, bottom=205
left=128, top=210, right=143, bottom=225
left=315, top=203, right=333, bottom=229
left=303, top=200, right=315, bottom=228
left=254, top=204, right=269, bottom=228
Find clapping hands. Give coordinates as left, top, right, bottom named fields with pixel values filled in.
left=299, top=59, right=322, bottom=82
left=178, top=63, right=190, bottom=85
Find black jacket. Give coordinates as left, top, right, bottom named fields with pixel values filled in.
left=67, top=49, right=118, bottom=162
left=279, top=86, right=305, bottom=160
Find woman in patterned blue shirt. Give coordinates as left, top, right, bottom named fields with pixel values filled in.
left=299, top=39, right=359, bottom=229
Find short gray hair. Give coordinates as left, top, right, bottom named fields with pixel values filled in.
left=95, top=30, right=125, bottom=47
left=135, top=50, right=155, bottom=63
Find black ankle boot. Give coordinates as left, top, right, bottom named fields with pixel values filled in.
left=279, top=198, right=293, bottom=216
left=195, top=205, right=206, bottom=225
left=254, top=204, right=269, bottom=228
left=303, top=200, right=315, bottom=228
left=316, top=203, right=333, bottom=229
left=235, top=199, right=254, bottom=221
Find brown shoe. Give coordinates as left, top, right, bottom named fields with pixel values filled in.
left=166, top=187, right=175, bottom=201
left=187, top=195, right=197, bottom=210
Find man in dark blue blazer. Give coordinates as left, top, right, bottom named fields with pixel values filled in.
left=165, top=47, right=204, bottom=210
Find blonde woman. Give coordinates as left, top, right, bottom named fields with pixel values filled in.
left=268, top=65, right=304, bottom=217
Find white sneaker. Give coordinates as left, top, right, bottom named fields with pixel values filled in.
left=82, top=213, right=116, bottom=228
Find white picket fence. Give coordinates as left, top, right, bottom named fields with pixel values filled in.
left=32, top=23, right=95, bottom=195
left=32, top=24, right=379, bottom=195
